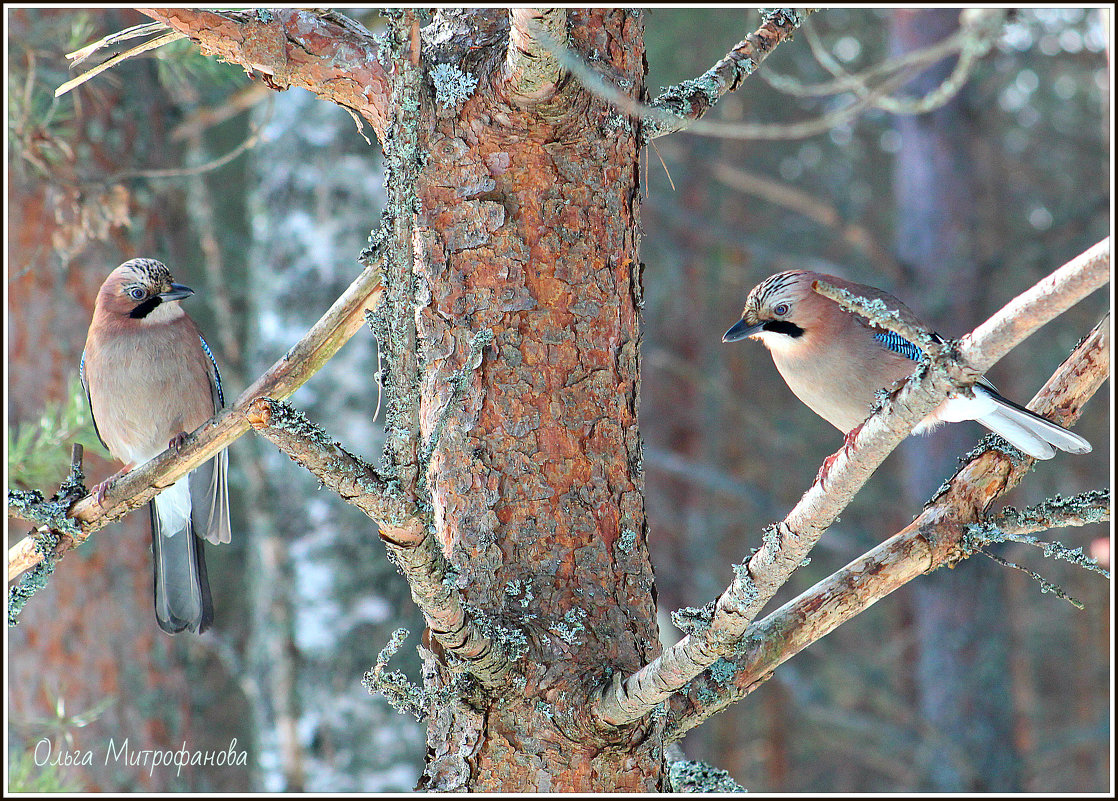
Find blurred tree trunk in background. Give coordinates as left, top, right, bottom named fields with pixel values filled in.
left=241, top=89, right=424, bottom=791
left=890, top=8, right=1020, bottom=791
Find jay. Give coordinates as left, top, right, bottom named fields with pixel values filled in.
left=81, top=258, right=230, bottom=634
left=723, top=270, right=1091, bottom=460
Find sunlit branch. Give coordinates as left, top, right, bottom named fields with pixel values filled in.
left=7, top=262, right=384, bottom=582
left=661, top=314, right=1109, bottom=741
left=592, top=238, right=1110, bottom=728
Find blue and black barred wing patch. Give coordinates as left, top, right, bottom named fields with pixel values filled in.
left=873, top=330, right=924, bottom=362
left=199, top=335, right=225, bottom=407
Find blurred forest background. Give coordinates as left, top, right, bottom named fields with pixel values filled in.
left=6, top=7, right=1110, bottom=793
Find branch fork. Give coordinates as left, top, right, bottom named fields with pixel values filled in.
left=593, top=237, right=1110, bottom=729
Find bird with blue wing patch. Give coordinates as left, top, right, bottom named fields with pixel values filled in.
left=723, top=270, right=1091, bottom=461
left=82, top=258, right=232, bottom=634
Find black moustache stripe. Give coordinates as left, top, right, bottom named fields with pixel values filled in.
left=763, top=320, right=804, bottom=338
left=129, top=297, right=163, bottom=319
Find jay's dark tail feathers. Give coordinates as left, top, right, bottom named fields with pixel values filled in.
left=149, top=467, right=218, bottom=634
left=149, top=501, right=213, bottom=634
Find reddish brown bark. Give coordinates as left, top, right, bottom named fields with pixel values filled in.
left=139, top=8, right=393, bottom=136
left=139, top=6, right=666, bottom=789
left=402, top=10, right=662, bottom=791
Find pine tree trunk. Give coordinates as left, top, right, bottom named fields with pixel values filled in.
left=372, top=9, right=664, bottom=790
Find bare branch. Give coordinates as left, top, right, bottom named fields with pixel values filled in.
left=644, top=9, right=816, bottom=139
left=503, top=8, right=567, bottom=105
left=7, top=261, right=384, bottom=582
left=246, top=398, right=514, bottom=688
left=592, top=240, right=1110, bottom=728
left=65, top=20, right=170, bottom=65
left=758, top=15, right=976, bottom=98
left=56, top=29, right=185, bottom=97
left=542, top=9, right=814, bottom=142
left=801, top=9, right=1002, bottom=115
left=137, top=8, right=393, bottom=138
left=662, top=314, right=1110, bottom=741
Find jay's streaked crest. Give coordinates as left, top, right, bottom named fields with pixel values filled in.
left=723, top=270, right=1091, bottom=460
left=82, top=258, right=231, bottom=634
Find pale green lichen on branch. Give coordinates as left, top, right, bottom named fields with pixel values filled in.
left=430, top=62, right=478, bottom=109
left=965, top=490, right=1110, bottom=579
left=671, top=601, right=716, bottom=636
left=362, top=627, right=427, bottom=719
left=669, top=759, right=747, bottom=793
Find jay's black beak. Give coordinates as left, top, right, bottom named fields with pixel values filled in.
left=722, top=318, right=764, bottom=343
left=159, top=283, right=195, bottom=303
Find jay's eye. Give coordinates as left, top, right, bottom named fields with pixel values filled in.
left=129, top=287, right=146, bottom=301
left=773, top=303, right=789, bottom=316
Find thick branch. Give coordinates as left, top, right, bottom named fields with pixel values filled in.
left=137, top=8, right=392, bottom=138
left=247, top=398, right=513, bottom=688
left=592, top=240, right=1110, bottom=727
left=503, top=8, right=567, bottom=105
left=8, top=262, right=384, bottom=581
left=662, top=313, right=1110, bottom=741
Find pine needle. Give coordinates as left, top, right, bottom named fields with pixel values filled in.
left=650, top=138, right=676, bottom=191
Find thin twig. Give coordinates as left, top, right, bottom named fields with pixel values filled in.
left=65, top=20, right=170, bottom=64
left=56, top=31, right=185, bottom=97
left=540, top=9, right=815, bottom=142
left=100, top=117, right=267, bottom=184
left=976, top=549, right=1085, bottom=609
left=758, top=19, right=972, bottom=98
left=642, top=9, right=816, bottom=140
left=801, top=9, right=1001, bottom=115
